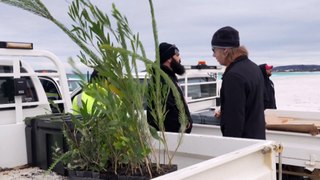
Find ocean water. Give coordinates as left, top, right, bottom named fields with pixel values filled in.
left=68, top=71, right=320, bottom=82
left=67, top=73, right=88, bottom=81
left=216, top=71, right=320, bottom=81
left=272, top=71, right=320, bottom=78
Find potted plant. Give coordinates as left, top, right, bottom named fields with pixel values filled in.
left=2, top=0, right=189, bottom=179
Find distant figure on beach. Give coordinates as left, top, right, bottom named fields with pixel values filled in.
left=259, top=64, right=277, bottom=109
left=211, top=26, right=266, bottom=139
left=147, top=42, right=193, bottom=133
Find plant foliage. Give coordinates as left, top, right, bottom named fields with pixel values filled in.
left=0, top=0, right=189, bottom=178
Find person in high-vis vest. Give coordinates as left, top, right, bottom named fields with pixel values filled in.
left=72, top=70, right=100, bottom=115
left=72, top=88, right=96, bottom=115
left=72, top=69, right=121, bottom=115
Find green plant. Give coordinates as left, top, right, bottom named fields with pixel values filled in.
left=1, top=0, right=189, bottom=178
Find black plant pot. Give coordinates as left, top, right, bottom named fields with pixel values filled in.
left=67, top=164, right=177, bottom=180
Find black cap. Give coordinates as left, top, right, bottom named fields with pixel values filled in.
left=211, top=26, right=240, bottom=48
left=159, top=42, right=179, bottom=64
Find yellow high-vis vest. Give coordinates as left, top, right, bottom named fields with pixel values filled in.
left=72, top=82, right=121, bottom=115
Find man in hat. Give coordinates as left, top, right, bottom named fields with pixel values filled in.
left=259, top=64, right=277, bottom=109
left=147, top=42, right=193, bottom=133
left=211, top=26, right=265, bottom=139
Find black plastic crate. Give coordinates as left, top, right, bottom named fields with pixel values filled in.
left=25, top=113, right=75, bottom=175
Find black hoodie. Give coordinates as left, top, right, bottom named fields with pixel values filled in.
left=147, top=65, right=193, bottom=133
left=259, top=64, right=277, bottom=109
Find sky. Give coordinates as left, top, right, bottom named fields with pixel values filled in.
left=1, top=0, right=320, bottom=73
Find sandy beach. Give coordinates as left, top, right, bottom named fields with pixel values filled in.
left=273, top=74, right=320, bottom=112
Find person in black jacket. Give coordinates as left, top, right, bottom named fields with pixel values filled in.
left=259, top=64, right=277, bottom=109
left=147, top=42, right=193, bottom=133
left=211, top=26, right=266, bottom=139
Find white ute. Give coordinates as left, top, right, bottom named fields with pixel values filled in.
left=0, top=41, right=279, bottom=179
left=0, top=41, right=72, bottom=168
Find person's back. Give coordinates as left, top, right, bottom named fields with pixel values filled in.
left=259, top=64, right=277, bottom=109
left=211, top=26, right=266, bottom=140
left=221, top=56, right=265, bottom=139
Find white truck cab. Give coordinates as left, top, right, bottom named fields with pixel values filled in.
left=70, top=62, right=224, bottom=113
left=178, top=63, right=223, bottom=112
left=0, top=41, right=72, bottom=168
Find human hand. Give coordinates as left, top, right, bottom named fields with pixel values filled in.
left=214, top=110, right=221, bottom=118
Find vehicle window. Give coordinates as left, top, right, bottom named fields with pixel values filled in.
left=0, top=65, right=13, bottom=73
left=57, top=79, right=81, bottom=92
left=40, top=79, right=62, bottom=100
left=0, top=77, right=14, bottom=104
left=137, top=75, right=218, bottom=101
left=68, top=80, right=81, bottom=92
left=179, top=77, right=216, bottom=84
left=23, top=77, right=39, bottom=103
left=180, top=77, right=217, bottom=99
left=0, top=77, right=38, bottom=105
left=39, top=78, right=63, bottom=113
left=0, top=65, right=38, bottom=105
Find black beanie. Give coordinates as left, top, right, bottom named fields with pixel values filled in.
left=211, top=26, right=240, bottom=48
left=89, top=69, right=100, bottom=83
left=159, top=42, right=179, bottom=64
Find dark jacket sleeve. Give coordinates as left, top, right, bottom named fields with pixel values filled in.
left=160, top=79, right=193, bottom=133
